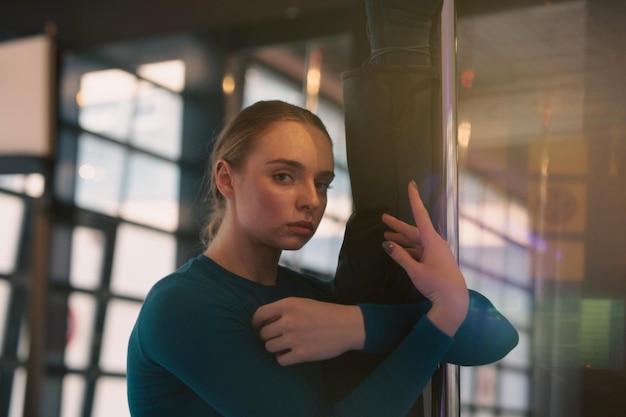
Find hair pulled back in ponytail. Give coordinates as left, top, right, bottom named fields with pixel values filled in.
left=200, top=100, right=332, bottom=248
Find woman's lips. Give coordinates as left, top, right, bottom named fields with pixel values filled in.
left=287, top=221, right=314, bottom=236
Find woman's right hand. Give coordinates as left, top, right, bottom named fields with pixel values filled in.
left=382, top=181, right=469, bottom=336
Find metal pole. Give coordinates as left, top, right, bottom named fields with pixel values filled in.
left=438, top=0, right=460, bottom=416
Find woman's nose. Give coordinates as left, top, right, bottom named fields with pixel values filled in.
left=298, top=181, right=321, bottom=211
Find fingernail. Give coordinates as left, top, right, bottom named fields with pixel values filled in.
left=410, top=180, right=417, bottom=189
left=382, top=241, right=395, bottom=255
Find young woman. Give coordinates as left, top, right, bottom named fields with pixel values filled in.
left=126, top=100, right=518, bottom=417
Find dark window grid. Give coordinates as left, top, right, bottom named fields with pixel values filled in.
left=0, top=193, right=36, bottom=417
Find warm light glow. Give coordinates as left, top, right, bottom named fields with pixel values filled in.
left=461, top=69, right=475, bottom=88
left=24, top=173, right=45, bottom=197
left=458, top=121, right=472, bottom=148
left=306, top=67, right=321, bottom=96
left=78, top=164, right=105, bottom=181
left=222, top=74, right=235, bottom=95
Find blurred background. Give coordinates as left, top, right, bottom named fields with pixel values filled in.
left=0, top=0, right=624, bottom=416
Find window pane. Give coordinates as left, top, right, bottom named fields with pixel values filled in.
left=243, top=64, right=302, bottom=107
left=78, top=69, right=137, bottom=141
left=99, top=299, right=141, bottom=373
left=70, top=226, right=105, bottom=289
left=498, top=369, right=529, bottom=411
left=130, top=80, right=183, bottom=159
left=110, top=223, right=176, bottom=298
left=61, top=373, right=85, bottom=417
left=0, top=192, right=24, bottom=274
left=65, top=293, right=97, bottom=369
left=119, top=153, right=180, bottom=232
left=92, top=376, right=131, bottom=417
left=8, top=367, right=26, bottom=417
left=75, top=134, right=125, bottom=215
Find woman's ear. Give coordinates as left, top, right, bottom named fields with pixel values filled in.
left=215, top=159, right=236, bottom=199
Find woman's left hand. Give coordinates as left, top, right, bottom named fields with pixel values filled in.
left=252, top=298, right=365, bottom=366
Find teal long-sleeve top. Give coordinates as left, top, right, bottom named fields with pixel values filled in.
left=127, top=254, right=518, bottom=417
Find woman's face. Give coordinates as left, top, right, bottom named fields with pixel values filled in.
left=230, top=121, right=335, bottom=251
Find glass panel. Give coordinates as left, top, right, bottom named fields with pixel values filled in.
left=99, top=299, right=141, bottom=373
left=65, top=293, right=97, bottom=369
left=0, top=192, right=24, bottom=275
left=92, top=376, right=131, bottom=417
left=77, top=69, right=137, bottom=141
left=119, top=152, right=180, bottom=232
left=60, top=373, right=85, bottom=417
left=129, top=80, right=183, bottom=159
left=0, top=280, right=9, bottom=351
left=69, top=226, right=105, bottom=289
left=458, top=1, right=626, bottom=416
left=110, top=223, right=176, bottom=298
left=75, top=133, right=125, bottom=215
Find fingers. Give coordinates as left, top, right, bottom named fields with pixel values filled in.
left=381, top=213, right=419, bottom=242
left=407, top=181, right=436, bottom=237
left=382, top=241, right=422, bottom=278
left=254, top=298, right=294, bottom=329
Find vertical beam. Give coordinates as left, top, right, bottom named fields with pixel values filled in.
left=436, top=0, right=460, bottom=416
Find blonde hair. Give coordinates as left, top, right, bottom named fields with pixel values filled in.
left=201, top=100, right=332, bottom=247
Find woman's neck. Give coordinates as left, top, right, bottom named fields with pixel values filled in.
left=204, top=231, right=281, bottom=286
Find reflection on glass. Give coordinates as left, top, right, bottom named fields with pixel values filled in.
left=458, top=174, right=532, bottom=417
left=119, top=153, right=180, bottom=232
left=99, top=299, right=141, bottom=373
left=110, top=223, right=176, bottom=298
left=0, top=192, right=24, bottom=274
left=130, top=81, right=183, bottom=159
left=65, top=293, right=96, bottom=369
left=78, top=69, right=137, bottom=141
left=70, top=226, right=105, bottom=289
left=92, top=376, right=131, bottom=417
left=61, top=373, right=85, bottom=417
left=75, top=134, right=126, bottom=215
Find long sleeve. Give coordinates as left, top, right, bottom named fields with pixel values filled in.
left=359, top=290, right=519, bottom=365
left=128, top=273, right=454, bottom=417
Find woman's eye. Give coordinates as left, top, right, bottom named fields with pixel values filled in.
left=316, top=183, right=332, bottom=193
left=274, top=173, right=293, bottom=183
